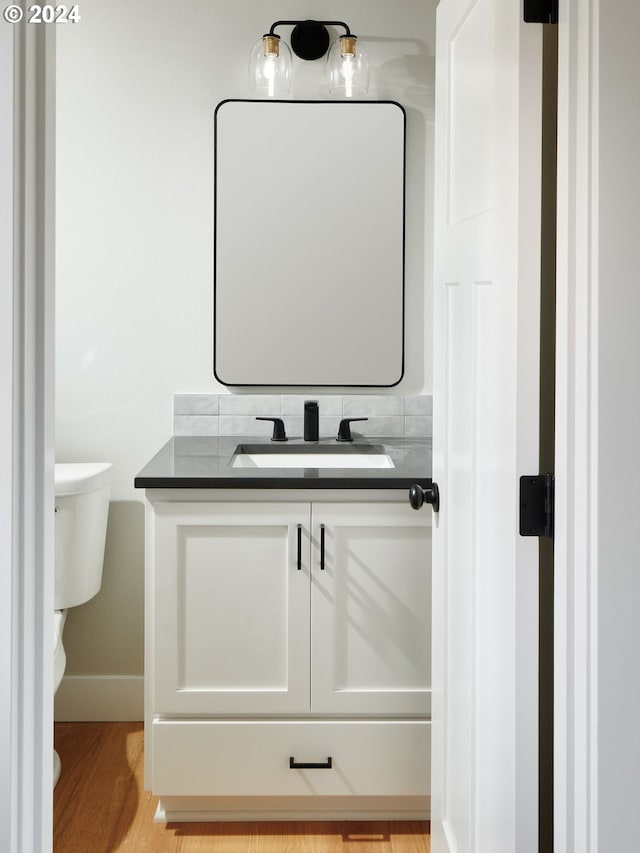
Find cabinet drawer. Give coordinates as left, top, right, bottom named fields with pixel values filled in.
left=152, top=719, right=430, bottom=798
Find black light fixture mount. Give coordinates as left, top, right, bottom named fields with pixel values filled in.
left=268, top=19, right=351, bottom=61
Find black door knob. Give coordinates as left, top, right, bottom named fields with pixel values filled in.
left=409, top=482, right=440, bottom=513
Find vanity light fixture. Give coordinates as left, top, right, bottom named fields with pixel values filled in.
left=249, top=20, right=369, bottom=98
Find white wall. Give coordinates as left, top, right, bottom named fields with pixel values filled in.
left=55, top=0, right=436, bottom=696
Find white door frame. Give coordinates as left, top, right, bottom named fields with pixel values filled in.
left=555, top=0, right=597, bottom=849
left=0, top=19, right=55, bottom=853
left=557, top=0, right=640, bottom=848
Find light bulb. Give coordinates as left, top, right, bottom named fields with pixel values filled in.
left=263, top=55, right=277, bottom=98
left=249, top=35, right=292, bottom=98
left=342, top=55, right=354, bottom=99
left=327, top=35, right=369, bottom=98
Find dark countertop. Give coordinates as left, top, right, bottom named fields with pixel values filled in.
left=134, top=436, right=432, bottom=490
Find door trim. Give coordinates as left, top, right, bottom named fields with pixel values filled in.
left=555, top=0, right=599, bottom=849
left=1, top=21, right=56, bottom=853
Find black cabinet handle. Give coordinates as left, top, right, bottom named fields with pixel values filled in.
left=289, top=756, right=332, bottom=770
left=320, top=524, right=325, bottom=570
left=297, top=524, right=302, bottom=571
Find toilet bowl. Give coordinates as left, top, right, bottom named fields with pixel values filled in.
left=53, top=462, right=111, bottom=787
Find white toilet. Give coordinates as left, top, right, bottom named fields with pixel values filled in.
left=53, top=462, right=112, bottom=787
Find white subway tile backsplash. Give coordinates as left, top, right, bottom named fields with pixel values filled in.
left=281, top=395, right=343, bottom=416
left=219, top=395, right=281, bottom=416
left=353, top=417, right=405, bottom=437
left=280, top=396, right=301, bottom=416
left=343, top=395, right=404, bottom=417
left=219, top=415, right=275, bottom=437
left=174, top=415, right=219, bottom=436
left=174, top=394, right=219, bottom=415
left=405, top=395, right=433, bottom=416
left=319, top=416, right=342, bottom=438
left=286, top=417, right=304, bottom=438
left=405, top=416, right=433, bottom=437
left=173, top=394, right=433, bottom=438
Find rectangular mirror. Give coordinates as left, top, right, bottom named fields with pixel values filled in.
left=214, top=100, right=405, bottom=387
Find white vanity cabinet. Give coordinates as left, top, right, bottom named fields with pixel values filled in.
left=145, top=491, right=432, bottom=821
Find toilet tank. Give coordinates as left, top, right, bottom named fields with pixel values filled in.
left=54, top=462, right=112, bottom=610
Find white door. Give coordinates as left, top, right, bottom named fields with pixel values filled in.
left=431, top=1, right=542, bottom=851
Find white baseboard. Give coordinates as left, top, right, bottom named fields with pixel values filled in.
left=54, top=675, right=144, bottom=721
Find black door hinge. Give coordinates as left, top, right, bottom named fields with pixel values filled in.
left=523, top=0, right=558, bottom=24
left=519, top=473, right=554, bottom=539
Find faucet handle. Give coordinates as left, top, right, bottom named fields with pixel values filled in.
left=256, top=417, right=287, bottom=442
left=336, top=418, right=368, bottom=443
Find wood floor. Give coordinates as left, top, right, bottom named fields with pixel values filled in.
left=53, top=723, right=430, bottom=852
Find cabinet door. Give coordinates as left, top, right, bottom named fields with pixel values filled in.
left=311, top=503, right=431, bottom=716
left=152, top=502, right=310, bottom=715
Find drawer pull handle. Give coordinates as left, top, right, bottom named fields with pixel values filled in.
left=289, top=756, right=332, bottom=770
left=320, top=524, right=325, bottom=570
left=297, top=524, right=302, bottom=571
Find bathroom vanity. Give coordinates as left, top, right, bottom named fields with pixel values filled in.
left=135, top=436, right=432, bottom=822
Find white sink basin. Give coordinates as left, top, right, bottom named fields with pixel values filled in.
left=230, top=444, right=395, bottom=470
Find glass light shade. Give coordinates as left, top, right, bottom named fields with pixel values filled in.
left=327, top=36, right=369, bottom=98
left=249, top=35, right=292, bottom=98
